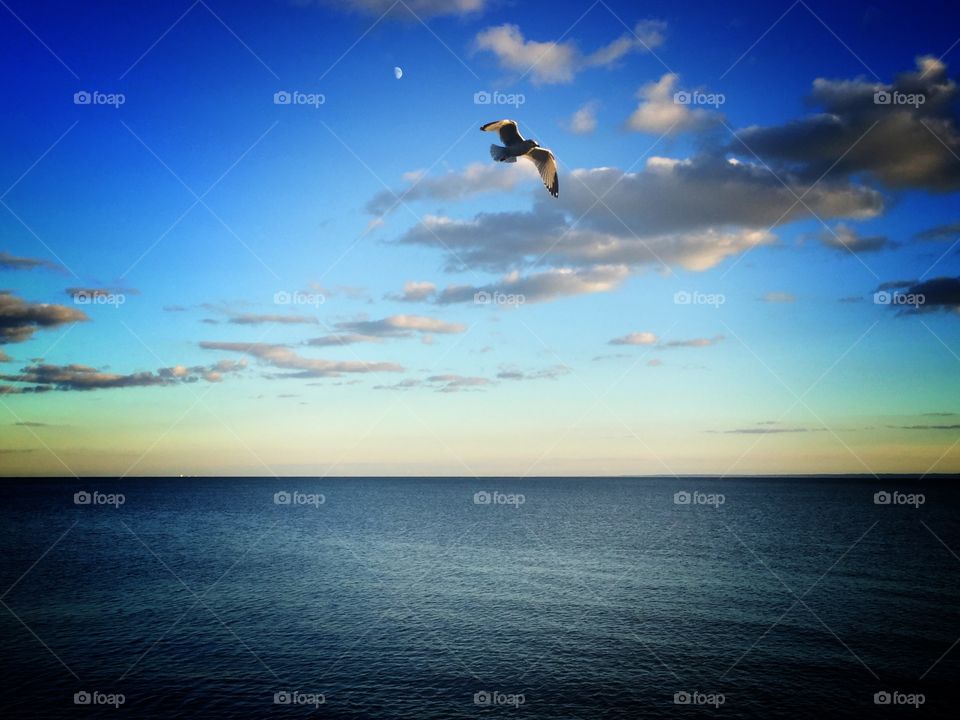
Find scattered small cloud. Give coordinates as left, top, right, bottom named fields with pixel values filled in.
left=915, top=222, right=960, bottom=242
left=228, top=313, right=318, bottom=325
left=760, top=291, right=796, bottom=303
left=387, top=281, right=437, bottom=303
left=496, top=365, right=570, bottom=381
left=308, top=314, right=466, bottom=346
left=609, top=331, right=658, bottom=346
left=607, top=332, right=724, bottom=349
left=818, top=223, right=895, bottom=253
left=0, top=251, right=61, bottom=272
left=567, top=101, right=599, bottom=134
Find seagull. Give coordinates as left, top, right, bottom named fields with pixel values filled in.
left=481, top=119, right=558, bottom=198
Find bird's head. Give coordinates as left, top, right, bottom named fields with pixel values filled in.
left=531, top=140, right=540, bottom=148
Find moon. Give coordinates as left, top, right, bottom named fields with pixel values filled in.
left=393, top=66, right=403, bottom=80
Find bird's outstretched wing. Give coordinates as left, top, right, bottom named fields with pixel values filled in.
left=526, top=147, right=559, bottom=198
left=481, top=119, right=524, bottom=146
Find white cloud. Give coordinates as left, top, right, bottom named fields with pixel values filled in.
left=568, top=101, right=599, bottom=134
left=626, top=73, right=719, bottom=134
left=389, top=281, right=437, bottom=302
left=474, top=20, right=666, bottom=85
left=609, top=331, right=658, bottom=346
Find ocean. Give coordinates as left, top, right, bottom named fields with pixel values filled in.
left=0, top=477, right=957, bottom=718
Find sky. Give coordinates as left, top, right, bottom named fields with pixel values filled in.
left=1, top=0, right=959, bottom=476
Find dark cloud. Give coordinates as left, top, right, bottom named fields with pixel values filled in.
left=737, top=57, right=960, bottom=191
left=0, top=252, right=61, bottom=272
left=915, top=222, right=960, bottom=242
left=877, top=276, right=960, bottom=314
left=888, top=424, right=960, bottom=430
left=0, top=359, right=245, bottom=392
left=818, top=224, right=895, bottom=253
left=396, top=157, right=880, bottom=276
left=0, top=292, right=88, bottom=344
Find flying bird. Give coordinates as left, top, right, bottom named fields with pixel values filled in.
left=481, top=120, right=558, bottom=198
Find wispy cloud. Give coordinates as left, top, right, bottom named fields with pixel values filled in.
left=0, top=251, right=61, bottom=272
left=474, top=20, right=666, bottom=85
left=308, top=314, right=466, bottom=346
left=228, top=313, right=319, bottom=325
left=760, top=291, right=796, bottom=303
left=199, top=341, right=404, bottom=378
left=608, top=332, right=724, bottom=349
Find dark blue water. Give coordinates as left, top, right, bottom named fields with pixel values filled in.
left=1, top=477, right=958, bottom=718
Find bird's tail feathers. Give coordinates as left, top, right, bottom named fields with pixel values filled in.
left=490, top=144, right=515, bottom=163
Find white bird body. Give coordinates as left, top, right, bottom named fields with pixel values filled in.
left=481, top=119, right=559, bottom=198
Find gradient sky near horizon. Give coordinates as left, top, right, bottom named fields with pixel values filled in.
left=1, top=0, right=959, bottom=476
